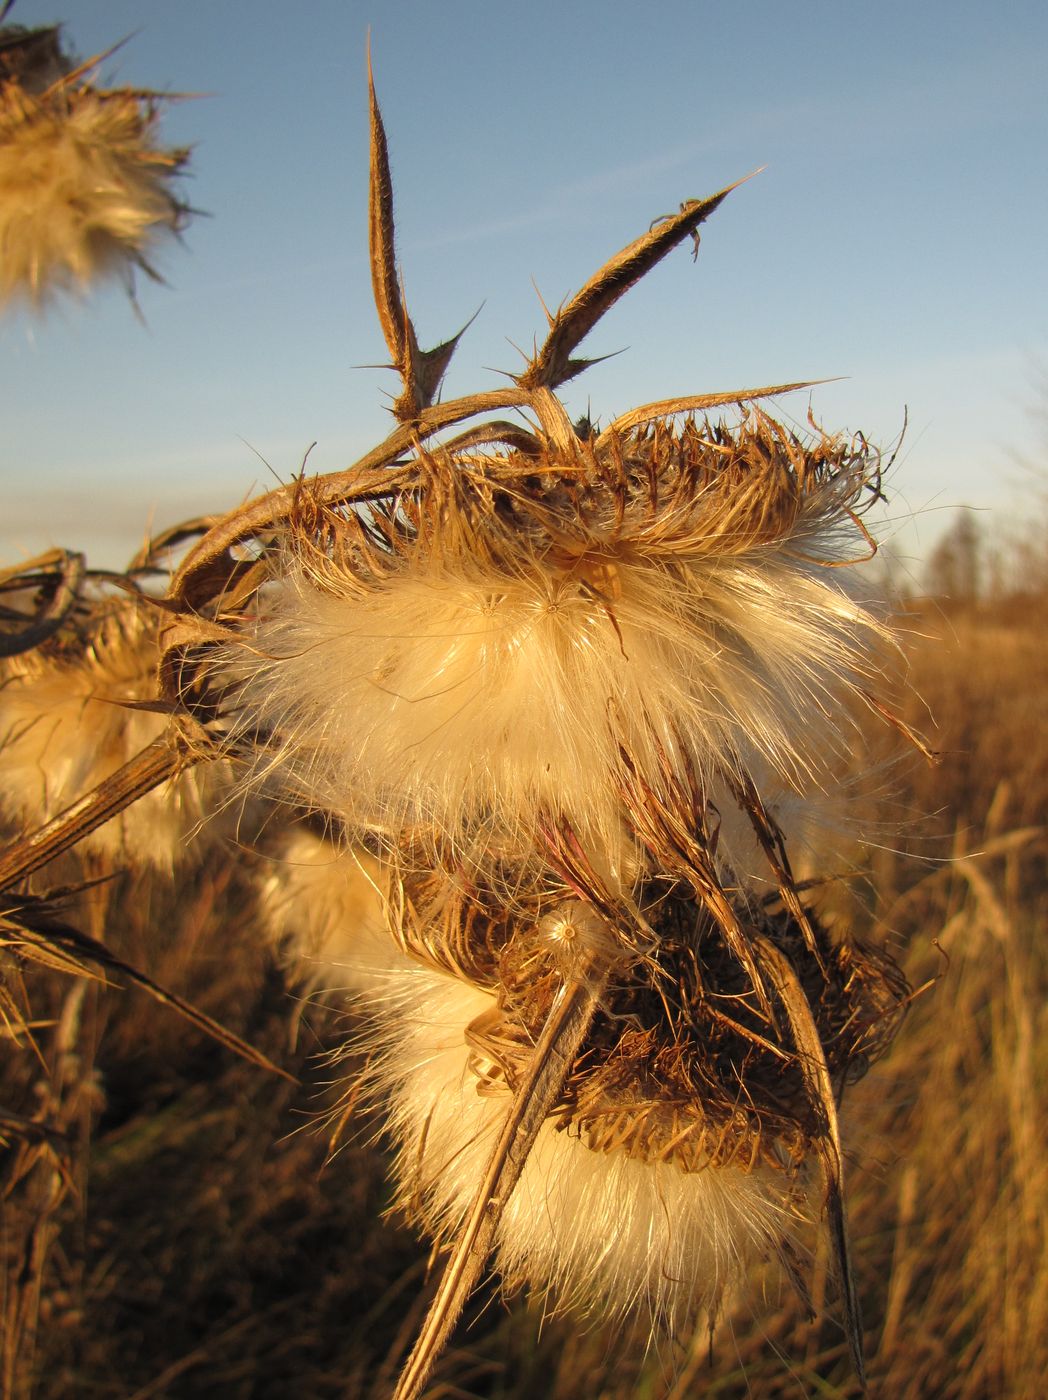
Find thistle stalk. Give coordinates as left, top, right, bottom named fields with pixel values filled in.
left=392, top=943, right=609, bottom=1400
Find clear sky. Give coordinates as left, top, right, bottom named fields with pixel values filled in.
left=2, top=0, right=1046, bottom=579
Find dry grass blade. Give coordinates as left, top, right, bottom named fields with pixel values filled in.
left=392, top=946, right=609, bottom=1400
left=754, top=933, right=865, bottom=1388
left=0, top=737, right=194, bottom=891
left=518, top=174, right=755, bottom=390
left=0, top=1106, right=71, bottom=1151
left=2, top=891, right=293, bottom=1081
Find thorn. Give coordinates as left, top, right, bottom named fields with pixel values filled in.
left=531, top=277, right=556, bottom=328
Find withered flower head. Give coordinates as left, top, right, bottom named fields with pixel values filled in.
left=0, top=548, right=236, bottom=871
left=0, top=22, right=192, bottom=309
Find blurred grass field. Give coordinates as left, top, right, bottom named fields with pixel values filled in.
left=2, top=568, right=1046, bottom=1399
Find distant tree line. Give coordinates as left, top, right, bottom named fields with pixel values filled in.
left=924, top=509, right=983, bottom=602
left=921, top=498, right=1047, bottom=606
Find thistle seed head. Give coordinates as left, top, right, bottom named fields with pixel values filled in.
left=213, top=414, right=889, bottom=896
left=146, top=79, right=916, bottom=1387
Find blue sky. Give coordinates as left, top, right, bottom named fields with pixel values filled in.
left=2, top=0, right=1046, bottom=579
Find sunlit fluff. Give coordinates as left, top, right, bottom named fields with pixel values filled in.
left=220, top=421, right=888, bottom=882
left=349, top=946, right=797, bottom=1335
left=256, top=835, right=800, bottom=1329
left=258, top=828, right=391, bottom=986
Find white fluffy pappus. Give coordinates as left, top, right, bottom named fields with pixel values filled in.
left=222, top=469, right=887, bottom=882
left=257, top=827, right=392, bottom=989
left=0, top=608, right=235, bottom=872
left=254, top=829, right=810, bottom=1336
left=347, top=944, right=800, bottom=1339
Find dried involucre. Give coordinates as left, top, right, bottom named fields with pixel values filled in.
left=0, top=65, right=915, bottom=1400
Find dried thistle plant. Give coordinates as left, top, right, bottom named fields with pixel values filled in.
left=0, top=63, right=922, bottom=1400
left=0, top=544, right=240, bottom=874
left=0, top=19, right=192, bottom=310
